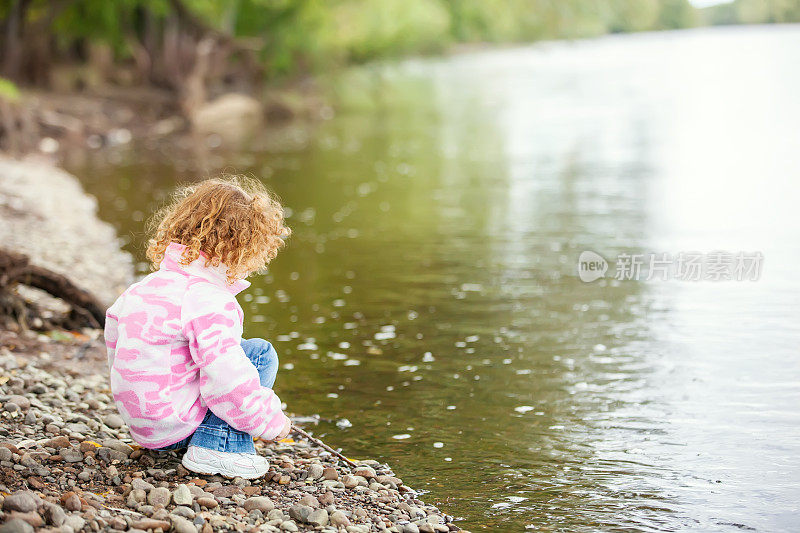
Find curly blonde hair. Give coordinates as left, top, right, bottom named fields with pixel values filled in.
left=146, top=175, right=290, bottom=284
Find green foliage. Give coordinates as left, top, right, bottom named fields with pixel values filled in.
left=10, top=0, right=800, bottom=81
left=0, top=78, right=21, bottom=102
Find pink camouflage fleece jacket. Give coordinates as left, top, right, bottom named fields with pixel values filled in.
left=104, top=242, right=287, bottom=448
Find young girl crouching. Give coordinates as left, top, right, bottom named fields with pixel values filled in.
left=104, top=176, right=291, bottom=479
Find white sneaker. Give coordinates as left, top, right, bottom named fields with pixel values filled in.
left=181, top=445, right=270, bottom=479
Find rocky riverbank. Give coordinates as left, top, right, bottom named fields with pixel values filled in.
left=0, top=159, right=462, bottom=532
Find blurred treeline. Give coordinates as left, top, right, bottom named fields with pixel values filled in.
left=700, top=0, right=800, bottom=25
left=2, top=0, right=800, bottom=88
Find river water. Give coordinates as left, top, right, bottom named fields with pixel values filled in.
left=70, top=26, right=800, bottom=531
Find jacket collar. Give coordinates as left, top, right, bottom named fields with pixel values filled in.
left=161, top=242, right=250, bottom=295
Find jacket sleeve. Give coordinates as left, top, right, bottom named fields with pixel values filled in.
left=104, top=300, right=120, bottom=367
left=181, top=284, right=287, bottom=439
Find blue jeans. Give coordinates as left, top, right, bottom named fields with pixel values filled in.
left=159, top=338, right=278, bottom=454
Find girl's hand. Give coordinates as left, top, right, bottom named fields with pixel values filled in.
left=276, top=416, right=292, bottom=440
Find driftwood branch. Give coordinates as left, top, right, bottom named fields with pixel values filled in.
left=0, top=248, right=105, bottom=329
left=292, top=425, right=358, bottom=468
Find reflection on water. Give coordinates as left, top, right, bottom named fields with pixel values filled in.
left=70, top=26, right=800, bottom=531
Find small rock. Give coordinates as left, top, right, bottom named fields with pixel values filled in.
left=288, top=504, right=312, bottom=523
left=171, top=515, right=196, bottom=533
left=127, top=488, right=147, bottom=507
left=280, top=521, right=299, bottom=532
left=8, top=395, right=30, bottom=410
left=131, top=478, right=155, bottom=491
left=24, top=411, right=36, bottom=425
left=403, top=524, right=420, bottom=533
left=131, top=518, right=171, bottom=530
left=60, top=447, right=83, bottom=463
left=44, top=436, right=70, bottom=449
left=172, top=484, right=193, bottom=506
left=342, top=474, right=359, bottom=489
left=318, top=491, right=334, bottom=506
left=103, top=413, right=125, bottom=428
left=102, top=439, right=134, bottom=456
left=306, top=464, right=324, bottom=480
left=322, top=467, right=338, bottom=480
left=29, top=384, right=47, bottom=394
left=244, top=496, right=274, bottom=512
left=63, top=515, right=86, bottom=532
left=330, top=510, right=351, bottom=527
left=0, top=447, right=12, bottom=462
left=212, top=485, right=241, bottom=498
left=321, top=479, right=345, bottom=490
left=196, top=497, right=218, bottom=508
left=4, top=402, right=20, bottom=413
left=299, top=494, right=319, bottom=508
left=353, top=466, right=376, bottom=479
left=42, top=503, right=67, bottom=526
left=62, top=491, right=81, bottom=511
left=6, top=512, right=42, bottom=528
left=172, top=506, right=195, bottom=519
left=148, top=486, right=171, bottom=507
left=65, top=422, right=91, bottom=434
left=0, top=518, right=33, bottom=533
left=307, top=508, right=329, bottom=527
left=78, top=441, right=98, bottom=453
left=2, top=491, right=38, bottom=513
